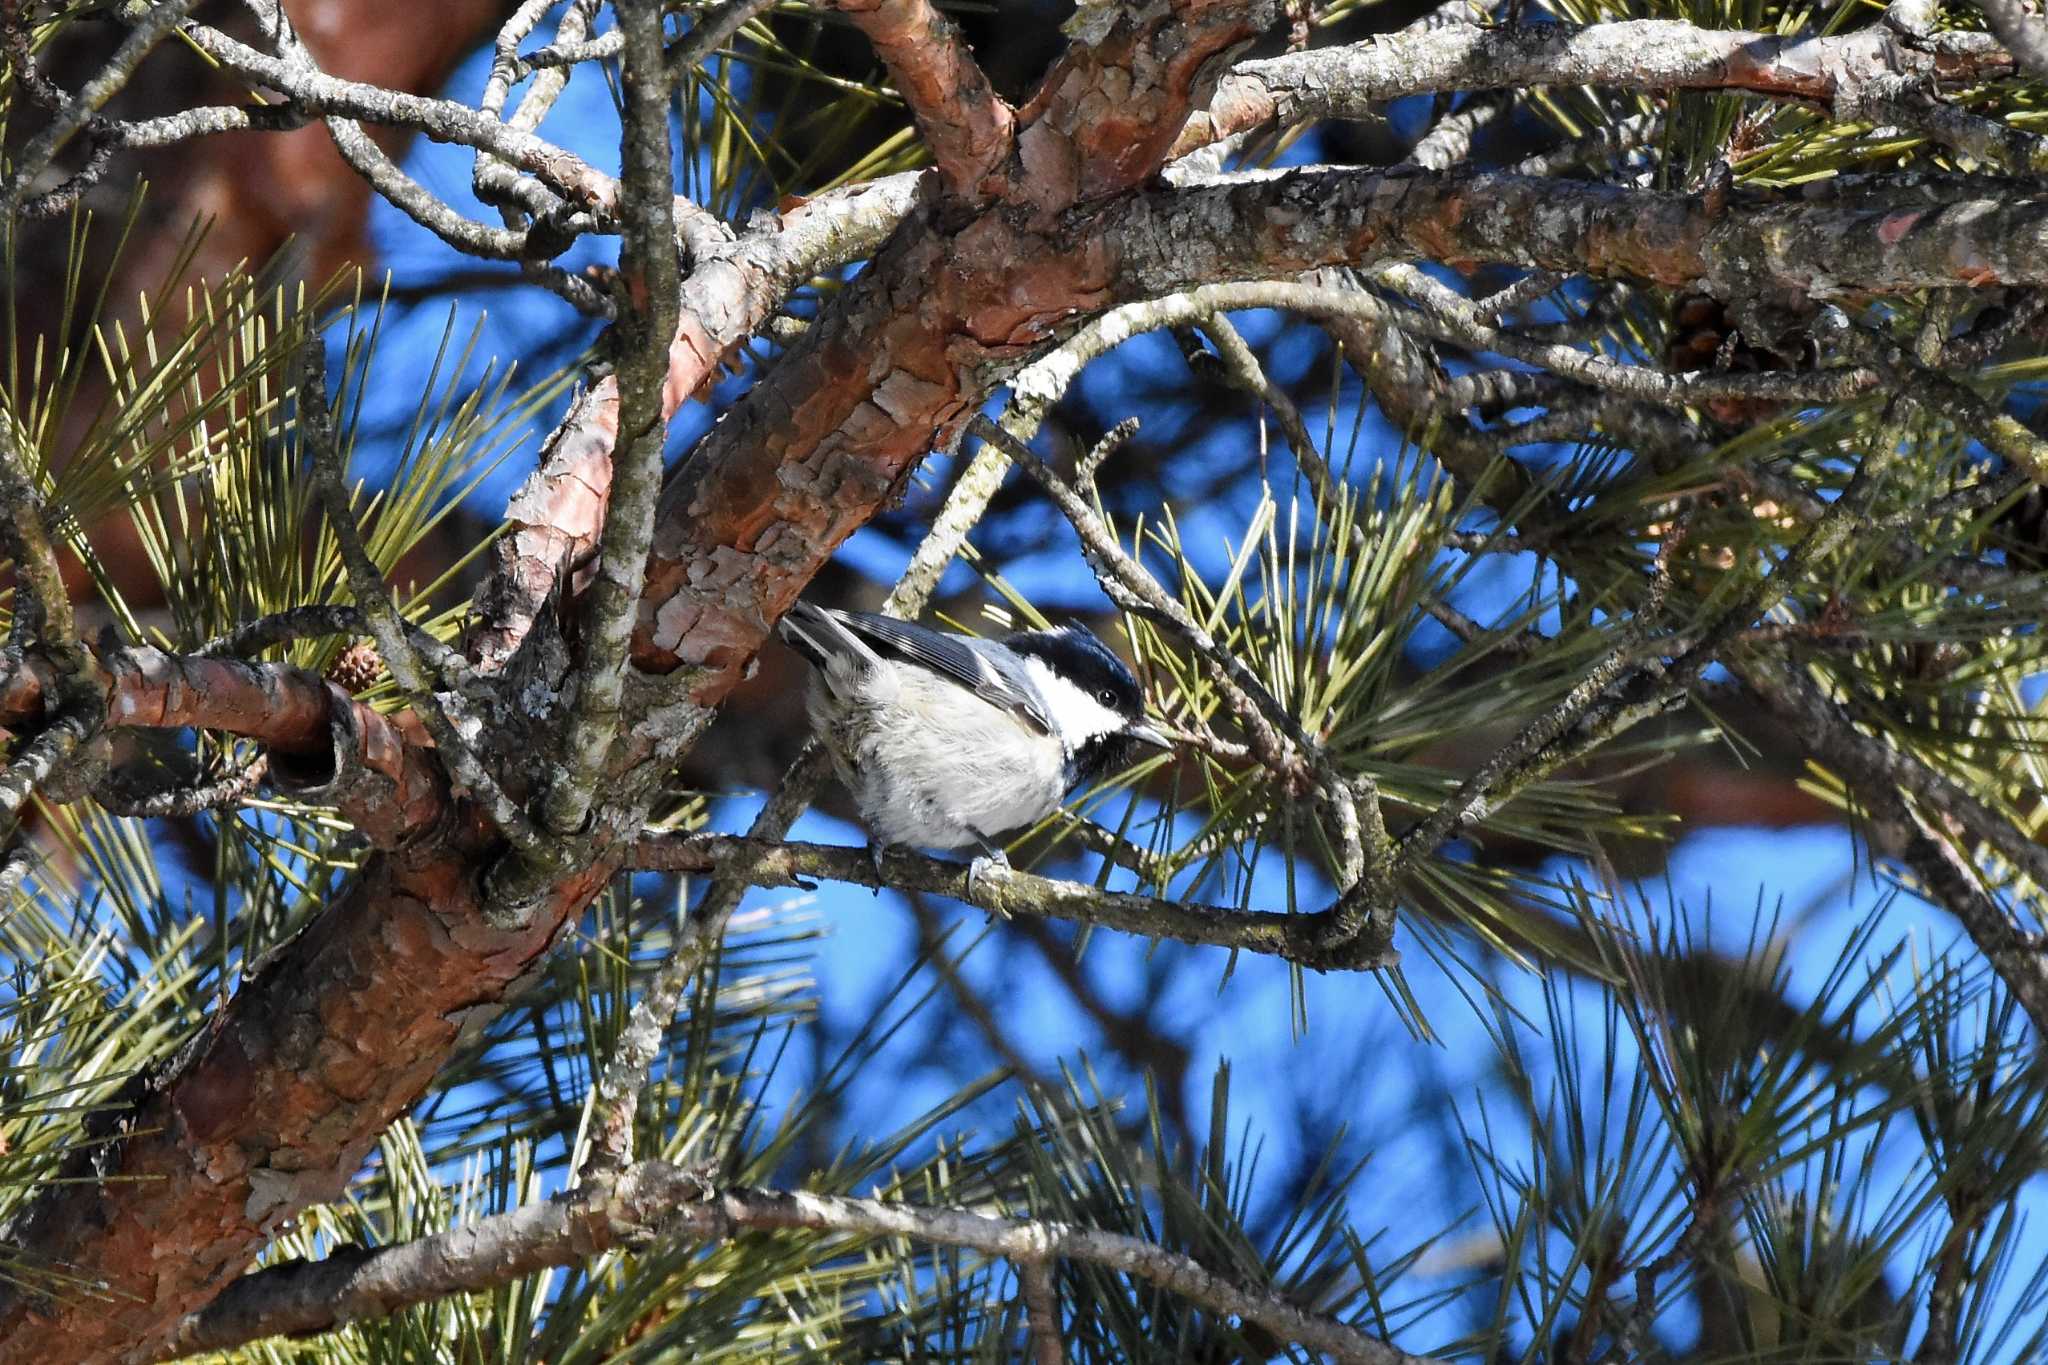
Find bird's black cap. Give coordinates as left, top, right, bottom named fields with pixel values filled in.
left=1003, top=624, right=1146, bottom=721
left=1005, top=624, right=1169, bottom=788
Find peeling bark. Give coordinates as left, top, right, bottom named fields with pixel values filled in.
left=831, top=0, right=1016, bottom=196
left=629, top=1, right=1280, bottom=687
left=0, top=841, right=609, bottom=1365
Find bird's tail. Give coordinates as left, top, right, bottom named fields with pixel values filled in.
left=777, top=601, right=879, bottom=671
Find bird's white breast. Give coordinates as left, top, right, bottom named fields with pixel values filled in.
left=809, top=662, right=1068, bottom=850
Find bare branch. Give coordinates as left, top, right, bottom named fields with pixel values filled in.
left=167, top=1163, right=1440, bottom=1365
left=539, top=0, right=683, bottom=841
left=628, top=831, right=1399, bottom=970
left=94, top=755, right=269, bottom=819
left=0, top=706, right=93, bottom=825
left=224, top=0, right=559, bottom=261
left=181, top=15, right=620, bottom=215
left=0, top=0, right=203, bottom=212
left=1175, top=19, right=2014, bottom=156
left=1108, top=167, right=2048, bottom=304
left=1021, top=1256, right=1065, bottom=1365
left=830, top=0, right=1016, bottom=195
left=197, top=606, right=367, bottom=658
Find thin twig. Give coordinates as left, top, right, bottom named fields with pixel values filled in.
left=296, top=337, right=540, bottom=853
left=1020, top=1256, right=1065, bottom=1365
left=196, top=605, right=367, bottom=657
left=1735, top=652, right=2048, bottom=949
left=94, top=756, right=269, bottom=819
left=970, top=413, right=1397, bottom=946
left=184, top=14, right=620, bottom=214
left=0, top=0, right=203, bottom=213
left=628, top=832, right=1399, bottom=969
left=540, top=0, right=683, bottom=840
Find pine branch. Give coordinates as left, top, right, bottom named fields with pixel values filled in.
left=180, top=12, right=620, bottom=215
left=537, top=0, right=682, bottom=842
left=626, top=1, right=1276, bottom=685
left=626, top=832, right=1400, bottom=970
left=1736, top=652, right=2048, bottom=1034
left=0, top=418, right=76, bottom=661
left=1108, top=169, right=2048, bottom=305
left=1175, top=19, right=2016, bottom=156
left=297, top=336, right=536, bottom=854
left=164, top=1162, right=1440, bottom=1365
left=196, top=605, right=366, bottom=658
left=224, top=0, right=551, bottom=261
left=1020, top=1256, right=1066, bottom=1364
left=0, top=0, right=203, bottom=214
left=971, top=414, right=1394, bottom=946
left=830, top=0, right=1015, bottom=195
left=93, top=754, right=268, bottom=819
left=466, top=171, right=919, bottom=672
left=2, top=644, right=448, bottom=847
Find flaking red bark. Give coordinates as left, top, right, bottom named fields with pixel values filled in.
left=0, top=3, right=1283, bottom=1356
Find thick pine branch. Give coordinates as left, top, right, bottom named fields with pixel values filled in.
left=830, top=0, right=1015, bottom=196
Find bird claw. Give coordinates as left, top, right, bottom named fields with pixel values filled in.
left=966, top=844, right=1012, bottom=914
left=866, top=840, right=891, bottom=896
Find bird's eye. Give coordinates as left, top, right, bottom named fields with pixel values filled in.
left=1097, top=688, right=1117, bottom=706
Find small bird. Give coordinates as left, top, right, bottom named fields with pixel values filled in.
left=777, top=602, right=1171, bottom=879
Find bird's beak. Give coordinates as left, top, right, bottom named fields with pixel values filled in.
left=1124, top=721, right=1173, bottom=750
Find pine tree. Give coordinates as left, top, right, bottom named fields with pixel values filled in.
left=3, top=0, right=2048, bottom=1360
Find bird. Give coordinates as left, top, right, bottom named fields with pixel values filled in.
left=776, top=602, right=1171, bottom=884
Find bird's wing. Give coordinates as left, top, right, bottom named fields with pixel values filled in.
left=830, top=610, right=1053, bottom=734
left=777, top=601, right=883, bottom=671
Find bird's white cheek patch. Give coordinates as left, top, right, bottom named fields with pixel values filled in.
left=1024, top=661, right=1127, bottom=745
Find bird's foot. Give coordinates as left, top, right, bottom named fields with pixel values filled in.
left=866, top=839, right=893, bottom=895
left=966, top=840, right=1012, bottom=914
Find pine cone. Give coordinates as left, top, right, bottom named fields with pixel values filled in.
left=325, top=639, right=385, bottom=692
left=1665, top=292, right=1811, bottom=428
